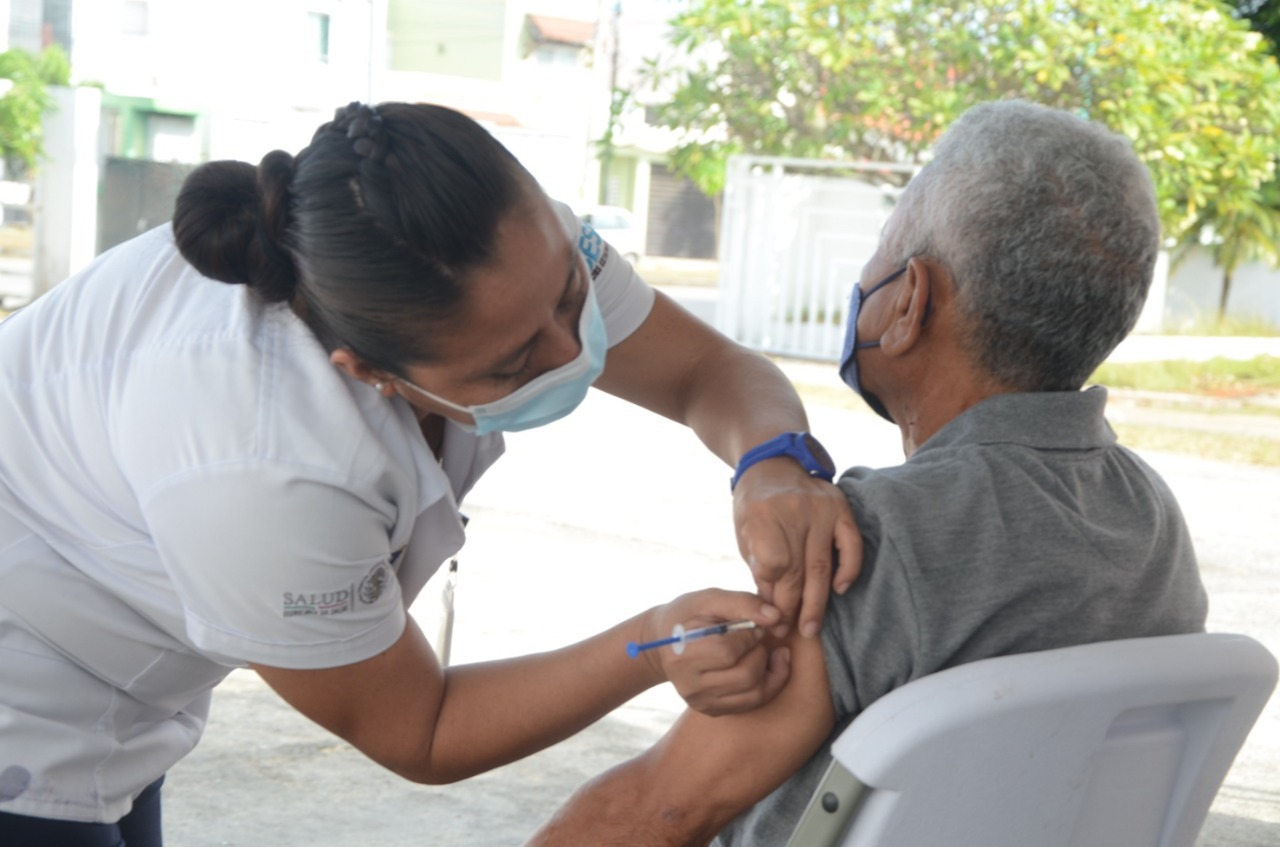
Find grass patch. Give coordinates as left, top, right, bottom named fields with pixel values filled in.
left=792, top=358, right=1280, bottom=467
left=1111, top=423, right=1280, bottom=467
left=1091, top=356, right=1280, bottom=398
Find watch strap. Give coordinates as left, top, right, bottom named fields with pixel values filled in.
left=730, top=432, right=836, bottom=491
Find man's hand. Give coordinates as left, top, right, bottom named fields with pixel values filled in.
left=732, top=458, right=861, bottom=638
left=640, top=589, right=788, bottom=716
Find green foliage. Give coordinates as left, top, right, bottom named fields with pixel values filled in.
left=647, top=1, right=1280, bottom=305
left=0, top=45, right=72, bottom=172
left=1232, top=0, right=1280, bottom=54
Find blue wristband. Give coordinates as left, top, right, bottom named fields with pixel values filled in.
left=730, top=432, right=836, bottom=491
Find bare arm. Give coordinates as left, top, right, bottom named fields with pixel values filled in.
left=525, top=630, right=837, bottom=846
left=596, top=292, right=815, bottom=465
left=597, top=290, right=861, bottom=637
left=253, top=589, right=782, bottom=785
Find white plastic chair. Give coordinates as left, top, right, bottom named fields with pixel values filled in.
left=786, top=633, right=1278, bottom=847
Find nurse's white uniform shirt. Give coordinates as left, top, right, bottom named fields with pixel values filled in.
left=0, top=203, right=653, bottom=822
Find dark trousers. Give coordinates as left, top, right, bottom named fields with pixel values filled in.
left=0, top=776, right=164, bottom=847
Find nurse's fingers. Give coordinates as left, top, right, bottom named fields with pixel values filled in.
left=738, top=515, right=803, bottom=635
left=678, top=645, right=792, bottom=717
left=797, top=525, right=834, bottom=639
left=758, top=558, right=803, bottom=639
left=831, top=504, right=862, bottom=595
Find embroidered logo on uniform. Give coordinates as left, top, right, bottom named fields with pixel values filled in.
left=578, top=222, right=610, bottom=279
left=282, top=588, right=353, bottom=618
left=359, top=562, right=392, bottom=605
left=280, top=554, right=399, bottom=617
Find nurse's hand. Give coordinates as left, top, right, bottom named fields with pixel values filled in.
left=640, top=588, right=787, bottom=716
left=732, top=459, right=862, bottom=640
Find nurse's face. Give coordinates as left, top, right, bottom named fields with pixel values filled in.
left=393, top=189, right=592, bottom=420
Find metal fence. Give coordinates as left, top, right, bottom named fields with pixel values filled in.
left=0, top=180, right=35, bottom=310
left=716, top=155, right=917, bottom=361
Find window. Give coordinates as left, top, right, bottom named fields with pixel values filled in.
left=148, top=113, right=199, bottom=164
left=122, top=1, right=149, bottom=36
left=307, top=12, right=331, bottom=64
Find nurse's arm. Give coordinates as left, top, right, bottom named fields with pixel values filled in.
left=595, top=290, right=861, bottom=639
left=525, top=629, right=835, bottom=846
left=595, top=291, right=815, bottom=468
left=250, top=589, right=780, bottom=785
left=252, top=614, right=659, bottom=785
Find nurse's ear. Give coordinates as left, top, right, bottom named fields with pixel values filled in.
left=331, top=349, right=395, bottom=395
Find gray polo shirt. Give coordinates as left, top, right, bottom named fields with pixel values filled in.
left=717, top=387, right=1207, bottom=845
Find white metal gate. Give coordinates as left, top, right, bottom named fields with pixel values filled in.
left=716, top=155, right=916, bottom=361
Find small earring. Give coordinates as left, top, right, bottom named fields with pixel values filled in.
left=373, top=382, right=385, bottom=392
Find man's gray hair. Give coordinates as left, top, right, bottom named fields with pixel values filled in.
left=886, top=100, right=1160, bottom=391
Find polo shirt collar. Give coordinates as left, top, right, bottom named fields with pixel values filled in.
left=917, top=385, right=1115, bottom=455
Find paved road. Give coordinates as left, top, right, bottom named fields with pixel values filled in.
left=163, top=373, right=1279, bottom=846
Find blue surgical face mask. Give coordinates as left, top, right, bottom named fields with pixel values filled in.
left=838, top=266, right=907, bottom=423
left=399, top=283, right=607, bottom=436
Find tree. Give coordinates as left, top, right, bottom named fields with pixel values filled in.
left=1233, top=0, right=1280, bottom=52
left=1222, top=0, right=1280, bottom=319
left=0, top=45, right=72, bottom=177
left=646, top=0, right=1280, bottom=318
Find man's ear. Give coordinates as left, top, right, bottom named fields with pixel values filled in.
left=879, top=257, right=934, bottom=357
left=330, top=348, right=392, bottom=391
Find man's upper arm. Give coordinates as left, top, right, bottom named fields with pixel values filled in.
left=528, top=631, right=836, bottom=847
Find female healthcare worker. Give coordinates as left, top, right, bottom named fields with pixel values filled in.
left=0, top=102, right=859, bottom=844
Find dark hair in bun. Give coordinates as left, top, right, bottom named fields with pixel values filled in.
left=172, top=101, right=530, bottom=372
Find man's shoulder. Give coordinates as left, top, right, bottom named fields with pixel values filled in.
left=834, top=442, right=985, bottom=509
left=836, top=425, right=1187, bottom=558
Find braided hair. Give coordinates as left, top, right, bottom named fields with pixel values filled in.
left=172, top=101, right=531, bottom=372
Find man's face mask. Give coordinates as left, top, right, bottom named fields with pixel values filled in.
left=838, top=265, right=907, bottom=423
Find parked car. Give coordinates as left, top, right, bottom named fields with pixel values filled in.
left=580, top=205, right=643, bottom=268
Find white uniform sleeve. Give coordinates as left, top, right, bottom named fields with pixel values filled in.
left=554, top=201, right=655, bottom=346
left=142, top=461, right=406, bottom=670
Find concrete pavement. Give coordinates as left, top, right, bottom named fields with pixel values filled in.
left=163, top=374, right=1280, bottom=846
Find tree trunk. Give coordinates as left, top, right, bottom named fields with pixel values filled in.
left=1218, top=269, right=1234, bottom=322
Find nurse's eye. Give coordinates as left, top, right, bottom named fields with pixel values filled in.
left=491, top=357, right=533, bottom=382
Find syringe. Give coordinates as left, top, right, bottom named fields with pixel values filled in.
left=626, top=620, right=759, bottom=658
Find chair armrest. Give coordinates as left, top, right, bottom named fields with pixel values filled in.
left=785, top=759, right=868, bottom=847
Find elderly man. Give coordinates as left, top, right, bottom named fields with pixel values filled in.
left=525, top=100, right=1208, bottom=847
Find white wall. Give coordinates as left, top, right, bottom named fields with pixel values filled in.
left=33, top=86, right=102, bottom=294
left=374, top=0, right=607, bottom=208
left=1163, top=246, right=1280, bottom=331
left=70, top=0, right=377, bottom=145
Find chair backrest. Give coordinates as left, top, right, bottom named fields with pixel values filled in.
left=786, top=633, right=1277, bottom=847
